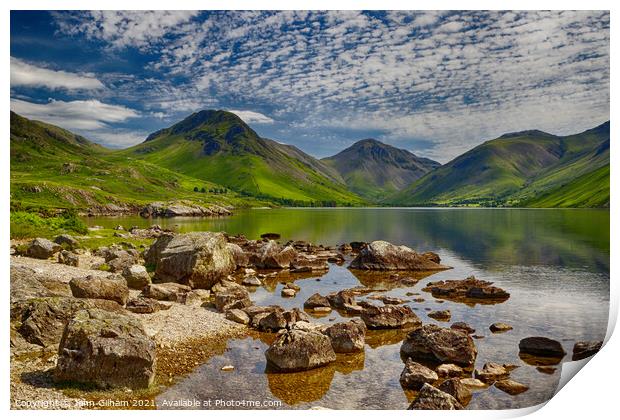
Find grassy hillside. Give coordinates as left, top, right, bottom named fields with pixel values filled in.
left=10, top=112, right=270, bottom=212
left=122, top=110, right=364, bottom=206
left=322, top=139, right=440, bottom=201
left=388, top=122, right=609, bottom=207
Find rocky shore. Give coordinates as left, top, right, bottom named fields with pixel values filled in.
left=9, top=229, right=604, bottom=410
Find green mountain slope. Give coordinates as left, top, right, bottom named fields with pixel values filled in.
left=122, top=110, right=364, bottom=205
left=321, top=139, right=440, bottom=200
left=10, top=112, right=266, bottom=212
left=388, top=122, right=609, bottom=207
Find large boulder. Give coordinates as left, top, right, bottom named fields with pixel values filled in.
left=250, top=241, right=298, bottom=269
left=304, top=293, right=331, bottom=309
left=213, top=280, right=252, bottom=312
left=144, top=233, right=175, bottom=266
left=54, top=234, right=79, bottom=249
left=422, top=276, right=509, bottom=303
left=401, top=324, right=477, bottom=366
left=321, top=320, right=366, bottom=353
left=407, top=383, right=463, bottom=410
left=227, top=243, right=249, bottom=268
left=54, top=309, right=156, bottom=389
left=399, top=359, right=439, bottom=390
left=152, top=232, right=235, bottom=289
left=69, top=274, right=129, bottom=305
left=361, top=304, right=421, bottom=329
left=10, top=265, right=71, bottom=303
left=10, top=297, right=125, bottom=347
left=519, top=337, right=566, bottom=358
left=26, top=238, right=61, bottom=259
left=121, top=264, right=152, bottom=289
left=140, top=282, right=191, bottom=302
left=265, top=325, right=337, bottom=372
left=349, top=241, right=448, bottom=271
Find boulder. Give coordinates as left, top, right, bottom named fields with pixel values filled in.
left=265, top=326, right=337, bottom=372
left=258, top=307, right=308, bottom=332
left=107, top=256, right=135, bottom=273
left=494, top=379, right=529, bottom=395
left=349, top=241, right=449, bottom=271
left=58, top=250, right=79, bottom=267
left=474, top=362, right=509, bottom=383
left=361, top=305, right=421, bottom=329
left=10, top=265, right=71, bottom=303
left=251, top=241, right=298, bottom=269
left=144, top=233, right=175, bottom=266
left=26, top=238, right=61, bottom=259
left=140, top=282, right=191, bottom=302
left=422, top=276, right=509, bottom=303
left=450, top=322, right=475, bottom=334
left=438, top=378, right=471, bottom=406
left=225, top=309, right=250, bottom=325
left=399, top=359, right=439, bottom=390
left=152, top=232, right=235, bottom=289
left=400, top=324, right=477, bottom=366
left=421, top=251, right=441, bottom=264
left=227, top=243, right=249, bottom=268
left=69, top=274, right=129, bottom=305
left=428, top=310, right=451, bottom=321
left=572, top=340, right=603, bottom=361
left=519, top=337, right=566, bottom=358
left=55, top=309, right=156, bottom=389
left=54, top=234, right=79, bottom=249
left=436, top=363, right=464, bottom=378
left=281, top=288, right=297, bottom=297
left=407, top=383, right=463, bottom=410
left=122, top=265, right=152, bottom=289
left=126, top=297, right=172, bottom=314
left=242, top=276, right=262, bottom=286
left=185, top=289, right=211, bottom=306
left=489, top=322, right=513, bottom=333
left=213, top=281, right=252, bottom=312
left=321, top=320, right=366, bottom=353
left=11, top=297, right=124, bottom=347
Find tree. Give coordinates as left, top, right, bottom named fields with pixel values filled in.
left=201, top=187, right=206, bottom=193
left=193, top=186, right=199, bottom=192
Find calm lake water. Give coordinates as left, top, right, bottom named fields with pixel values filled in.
left=86, top=208, right=610, bottom=410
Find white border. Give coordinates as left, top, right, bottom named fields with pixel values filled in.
left=2, top=1, right=616, bottom=419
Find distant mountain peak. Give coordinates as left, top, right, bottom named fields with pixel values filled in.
left=498, top=129, right=556, bottom=139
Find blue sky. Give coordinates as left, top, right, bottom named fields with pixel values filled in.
left=10, top=10, right=609, bottom=162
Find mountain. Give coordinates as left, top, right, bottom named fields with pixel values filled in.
left=388, top=121, right=610, bottom=207
left=321, top=139, right=440, bottom=200
left=125, top=110, right=364, bottom=205
left=10, top=112, right=265, bottom=211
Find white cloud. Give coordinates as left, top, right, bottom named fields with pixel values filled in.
left=227, top=110, right=274, bottom=124
left=10, top=98, right=139, bottom=130
left=10, top=57, right=104, bottom=91
left=83, top=129, right=147, bottom=148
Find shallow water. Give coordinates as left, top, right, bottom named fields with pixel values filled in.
left=86, top=208, right=610, bottom=409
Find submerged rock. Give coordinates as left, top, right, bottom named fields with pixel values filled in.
left=572, top=340, right=603, bottom=361
left=55, top=309, right=156, bottom=389
left=361, top=304, right=421, bottom=329
left=438, top=378, right=472, bottom=406
left=422, top=276, right=509, bottom=303
left=399, top=359, right=439, bottom=390
left=428, top=310, right=451, bottom=322
left=400, top=324, right=477, bottom=366
left=265, top=325, right=337, bottom=372
left=494, top=379, right=529, bottom=395
left=489, top=322, right=513, bottom=333
left=349, top=241, right=449, bottom=271
left=474, top=362, right=510, bottom=383
left=152, top=232, right=236, bottom=289
left=407, top=383, right=463, bottom=410
left=450, top=322, right=475, bottom=334
left=519, top=337, right=566, bottom=358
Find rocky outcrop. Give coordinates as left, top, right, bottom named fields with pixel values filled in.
left=140, top=201, right=232, bottom=218
left=321, top=320, right=366, bottom=353
left=399, top=359, right=438, bottom=390
left=407, top=383, right=463, bottom=410
left=572, top=340, right=603, bottom=361
left=519, top=337, right=566, bottom=358
left=11, top=297, right=125, bottom=347
left=349, top=241, right=449, bottom=271
left=69, top=274, right=129, bottom=305
left=121, top=264, right=151, bottom=289
left=422, top=276, right=509, bottom=303
left=400, top=324, right=477, bottom=366
left=26, top=238, right=61, bottom=259
left=55, top=309, right=156, bottom=389
left=361, top=304, right=421, bottom=329
left=152, top=232, right=236, bottom=289
left=265, top=324, right=337, bottom=372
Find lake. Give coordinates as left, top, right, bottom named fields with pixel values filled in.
left=85, top=208, right=610, bottom=410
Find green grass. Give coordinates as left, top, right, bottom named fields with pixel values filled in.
left=10, top=210, right=88, bottom=239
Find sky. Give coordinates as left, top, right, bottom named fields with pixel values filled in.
left=10, top=10, right=610, bottom=163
